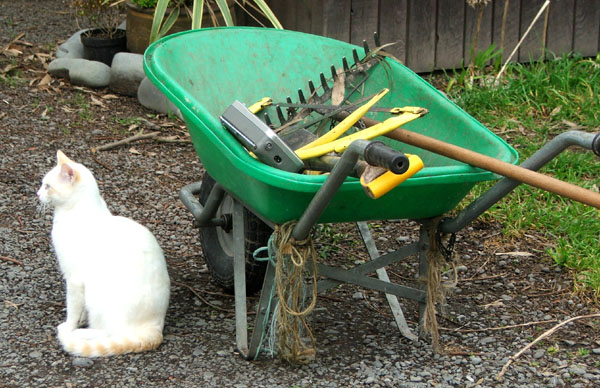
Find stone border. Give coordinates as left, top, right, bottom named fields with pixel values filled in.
left=50, top=28, right=182, bottom=119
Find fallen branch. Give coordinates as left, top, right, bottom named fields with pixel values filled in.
left=0, top=255, right=23, bottom=266
left=93, top=131, right=160, bottom=152
left=155, top=136, right=191, bottom=144
left=497, top=313, right=600, bottom=380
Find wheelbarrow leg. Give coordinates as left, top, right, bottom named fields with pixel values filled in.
left=232, top=200, right=249, bottom=356
left=232, top=199, right=277, bottom=360
left=356, top=221, right=417, bottom=341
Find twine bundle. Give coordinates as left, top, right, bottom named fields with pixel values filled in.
left=272, top=221, right=318, bottom=363
left=421, top=220, right=457, bottom=352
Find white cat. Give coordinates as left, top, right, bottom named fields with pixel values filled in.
left=37, top=150, right=170, bottom=357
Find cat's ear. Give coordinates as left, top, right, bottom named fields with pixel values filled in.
left=57, top=150, right=73, bottom=166
left=59, top=163, right=78, bottom=184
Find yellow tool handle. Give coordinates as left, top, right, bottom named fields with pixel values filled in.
left=296, top=88, right=390, bottom=152
left=295, top=112, right=423, bottom=160
left=361, top=154, right=424, bottom=199
left=248, top=97, right=272, bottom=114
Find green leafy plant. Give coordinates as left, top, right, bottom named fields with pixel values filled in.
left=70, top=0, right=124, bottom=38
left=148, top=0, right=282, bottom=44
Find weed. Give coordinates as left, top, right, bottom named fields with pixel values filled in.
left=577, top=348, right=590, bottom=357
left=115, top=116, right=141, bottom=127
left=547, top=345, right=559, bottom=355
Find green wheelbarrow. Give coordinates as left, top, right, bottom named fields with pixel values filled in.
left=144, top=27, right=600, bottom=359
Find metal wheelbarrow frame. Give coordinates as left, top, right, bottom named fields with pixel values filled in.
left=144, top=27, right=600, bottom=359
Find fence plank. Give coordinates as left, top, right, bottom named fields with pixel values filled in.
left=546, top=0, right=574, bottom=57
left=323, top=0, right=352, bottom=42
left=272, top=0, right=598, bottom=72
left=307, top=0, right=324, bottom=36
left=573, top=0, right=600, bottom=57
left=350, top=0, right=380, bottom=47
left=436, top=0, right=465, bottom=70
left=464, top=2, right=494, bottom=66
left=492, top=0, right=522, bottom=63
left=378, top=0, right=407, bottom=64
left=406, top=0, right=436, bottom=72
left=518, top=0, right=548, bottom=62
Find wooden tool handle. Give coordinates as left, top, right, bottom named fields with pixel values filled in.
left=344, top=114, right=600, bottom=209
left=386, top=128, right=600, bottom=209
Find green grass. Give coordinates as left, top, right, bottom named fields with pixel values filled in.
left=445, top=52, right=600, bottom=294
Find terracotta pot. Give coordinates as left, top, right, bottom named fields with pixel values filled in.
left=125, top=1, right=236, bottom=54
left=80, top=28, right=127, bottom=66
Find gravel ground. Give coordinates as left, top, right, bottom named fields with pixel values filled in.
left=1, top=1, right=599, bottom=387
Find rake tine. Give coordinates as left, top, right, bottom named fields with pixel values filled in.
left=298, top=88, right=307, bottom=104
left=374, top=31, right=381, bottom=47
left=352, top=48, right=360, bottom=65
left=363, top=40, right=369, bottom=56
left=286, top=96, right=296, bottom=118
left=264, top=112, right=273, bottom=128
left=308, top=79, right=316, bottom=95
left=331, top=65, right=337, bottom=80
left=342, top=56, right=350, bottom=72
left=275, top=105, right=286, bottom=124
left=320, top=72, right=329, bottom=91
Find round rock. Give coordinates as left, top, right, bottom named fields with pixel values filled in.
left=109, top=52, right=145, bottom=96
left=137, top=77, right=182, bottom=118
left=55, top=29, right=86, bottom=59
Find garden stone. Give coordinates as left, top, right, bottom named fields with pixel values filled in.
left=56, top=29, right=86, bottom=59
left=49, top=58, right=111, bottom=88
left=109, top=52, right=145, bottom=96
left=72, top=357, right=94, bottom=367
left=137, top=77, right=182, bottom=119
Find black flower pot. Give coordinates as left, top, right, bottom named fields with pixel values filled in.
left=80, top=28, right=127, bottom=66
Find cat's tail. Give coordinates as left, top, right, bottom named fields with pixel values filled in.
left=57, top=325, right=164, bottom=357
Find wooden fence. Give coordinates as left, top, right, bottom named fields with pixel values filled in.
left=265, top=0, right=600, bottom=73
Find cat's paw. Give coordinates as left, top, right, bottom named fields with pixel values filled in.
left=57, top=322, right=75, bottom=337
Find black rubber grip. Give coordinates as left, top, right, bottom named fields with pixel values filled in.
left=364, top=141, right=409, bottom=174
left=593, top=133, right=600, bottom=157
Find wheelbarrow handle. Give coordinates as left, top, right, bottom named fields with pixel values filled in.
left=364, top=141, right=409, bottom=174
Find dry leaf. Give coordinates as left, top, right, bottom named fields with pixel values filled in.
left=101, top=94, right=119, bottom=99
left=331, top=69, right=346, bottom=105
left=129, top=147, right=141, bottom=155
left=1, top=63, right=17, bottom=73
left=4, top=48, right=23, bottom=57
left=38, top=73, right=52, bottom=87
left=127, top=124, right=139, bottom=132
left=90, top=95, right=106, bottom=107
left=16, top=40, right=33, bottom=47
left=481, top=300, right=504, bottom=309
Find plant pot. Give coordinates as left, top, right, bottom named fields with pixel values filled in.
left=125, top=1, right=236, bottom=54
left=80, top=29, right=127, bottom=66
left=126, top=2, right=191, bottom=54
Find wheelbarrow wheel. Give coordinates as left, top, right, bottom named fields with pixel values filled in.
left=197, top=174, right=271, bottom=294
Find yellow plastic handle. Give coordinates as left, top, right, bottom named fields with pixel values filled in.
left=295, top=111, right=423, bottom=160
left=296, top=88, right=389, bottom=151
left=248, top=97, right=272, bottom=114
left=360, top=154, right=424, bottom=199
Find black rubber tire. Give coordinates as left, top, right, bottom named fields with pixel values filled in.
left=197, top=174, right=271, bottom=294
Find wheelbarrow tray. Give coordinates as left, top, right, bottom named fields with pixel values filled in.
left=144, top=27, right=518, bottom=224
